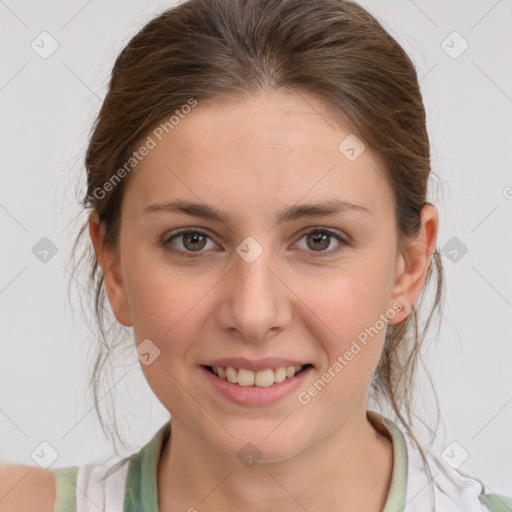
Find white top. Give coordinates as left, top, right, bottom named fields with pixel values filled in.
left=52, top=411, right=512, bottom=512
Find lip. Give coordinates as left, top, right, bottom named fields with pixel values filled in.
left=200, top=364, right=313, bottom=406
left=201, top=357, right=311, bottom=372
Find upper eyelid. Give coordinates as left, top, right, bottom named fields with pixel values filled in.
left=164, top=227, right=217, bottom=244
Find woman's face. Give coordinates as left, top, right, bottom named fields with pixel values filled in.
left=92, top=90, right=436, bottom=462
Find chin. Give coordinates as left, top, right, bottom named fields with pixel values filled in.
left=206, top=424, right=306, bottom=465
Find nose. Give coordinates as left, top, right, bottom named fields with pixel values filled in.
left=216, top=246, right=293, bottom=343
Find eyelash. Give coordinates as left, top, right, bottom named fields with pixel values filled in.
left=162, top=227, right=348, bottom=260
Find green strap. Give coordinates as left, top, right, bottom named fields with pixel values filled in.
left=480, top=493, right=512, bottom=512
left=367, top=411, right=408, bottom=512
left=52, top=416, right=511, bottom=512
left=52, top=466, right=78, bottom=512
left=123, top=421, right=171, bottom=512
left=124, top=414, right=406, bottom=512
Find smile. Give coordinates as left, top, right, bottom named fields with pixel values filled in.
left=204, top=364, right=312, bottom=387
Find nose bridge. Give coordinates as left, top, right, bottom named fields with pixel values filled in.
left=218, top=238, right=291, bottom=341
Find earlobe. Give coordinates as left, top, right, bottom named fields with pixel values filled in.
left=88, top=213, right=133, bottom=327
left=388, top=204, right=438, bottom=324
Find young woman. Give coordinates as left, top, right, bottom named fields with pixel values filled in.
left=1, top=0, right=510, bottom=511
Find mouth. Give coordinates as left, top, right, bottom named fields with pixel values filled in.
left=202, top=363, right=313, bottom=388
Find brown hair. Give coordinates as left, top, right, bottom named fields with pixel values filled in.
left=69, top=0, right=445, bottom=461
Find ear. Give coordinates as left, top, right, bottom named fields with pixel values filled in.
left=388, top=204, right=438, bottom=325
left=88, top=212, right=133, bottom=327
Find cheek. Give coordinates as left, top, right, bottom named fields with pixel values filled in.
left=129, top=276, right=205, bottom=344
left=293, top=260, right=392, bottom=385
left=294, top=278, right=389, bottom=419
left=302, top=263, right=391, bottom=337
left=125, top=255, right=222, bottom=366
left=126, top=266, right=213, bottom=414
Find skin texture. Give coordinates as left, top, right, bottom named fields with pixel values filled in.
left=89, top=90, right=438, bottom=511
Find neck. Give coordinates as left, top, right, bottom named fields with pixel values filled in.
left=157, top=410, right=393, bottom=512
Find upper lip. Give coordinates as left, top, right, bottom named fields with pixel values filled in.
left=202, top=357, right=311, bottom=372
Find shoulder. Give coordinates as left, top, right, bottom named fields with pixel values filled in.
left=418, top=451, right=512, bottom=511
left=372, top=412, right=512, bottom=512
left=0, top=464, right=57, bottom=512
left=419, top=451, right=512, bottom=512
left=0, top=457, right=130, bottom=512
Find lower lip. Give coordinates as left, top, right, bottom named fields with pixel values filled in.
left=200, top=365, right=313, bottom=406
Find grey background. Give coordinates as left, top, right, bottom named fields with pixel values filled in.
left=1, top=0, right=511, bottom=497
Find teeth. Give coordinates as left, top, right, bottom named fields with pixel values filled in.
left=254, top=368, right=274, bottom=387
left=225, top=366, right=238, bottom=384
left=211, top=364, right=305, bottom=387
left=273, top=366, right=287, bottom=383
left=237, top=368, right=255, bottom=386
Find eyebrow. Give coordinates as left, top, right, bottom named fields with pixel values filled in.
left=142, top=198, right=371, bottom=227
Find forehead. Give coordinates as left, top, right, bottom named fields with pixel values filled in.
left=122, top=91, right=393, bottom=222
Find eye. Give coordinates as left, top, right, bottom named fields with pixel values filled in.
left=292, top=227, right=347, bottom=259
left=163, top=229, right=218, bottom=258
left=163, top=226, right=347, bottom=259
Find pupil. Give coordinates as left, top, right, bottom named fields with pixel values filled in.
left=309, top=232, right=329, bottom=251
left=185, top=232, right=205, bottom=250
